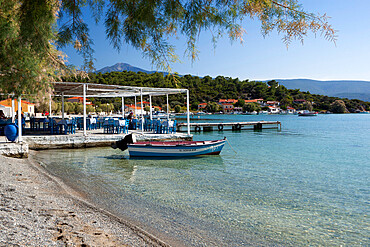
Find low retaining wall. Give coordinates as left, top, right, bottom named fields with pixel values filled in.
left=23, top=133, right=192, bottom=150
left=0, top=142, right=29, bottom=158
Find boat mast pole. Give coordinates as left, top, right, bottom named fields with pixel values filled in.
left=186, top=90, right=190, bottom=135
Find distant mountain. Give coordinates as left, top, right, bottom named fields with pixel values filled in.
left=95, top=62, right=169, bottom=75
left=96, top=64, right=370, bottom=102
left=275, top=79, right=370, bottom=102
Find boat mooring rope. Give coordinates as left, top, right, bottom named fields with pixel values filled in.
left=225, top=137, right=237, bottom=154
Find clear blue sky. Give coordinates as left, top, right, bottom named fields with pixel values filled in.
left=62, top=0, right=370, bottom=81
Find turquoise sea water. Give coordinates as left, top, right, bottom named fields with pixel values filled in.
left=35, top=114, right=369, bottom=246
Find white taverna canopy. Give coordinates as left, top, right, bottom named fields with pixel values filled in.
left=51, top=82, right=191, bottom=136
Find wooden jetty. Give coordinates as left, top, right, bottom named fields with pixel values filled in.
left=177, top=121, right=281, bottom=132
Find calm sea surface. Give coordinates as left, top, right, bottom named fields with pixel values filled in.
left=35, top=114, right=369, bottom=246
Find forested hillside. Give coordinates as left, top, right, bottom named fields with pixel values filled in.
left=64, top=71, right=370, bottom=113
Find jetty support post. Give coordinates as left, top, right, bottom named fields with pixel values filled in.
left=254, top=123, right=263, bottom=131
left=83, top=83, right=87, bottom=136
left=140, top=88, right=144, bottom=134
left=186, top=89, right=190, bottom=135
left=121, top=97, right=125, bottom=118
left=149, top=95, right=152, bottom=120
left=17, top=96, right=22, bottom=143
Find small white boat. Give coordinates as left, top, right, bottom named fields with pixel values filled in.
left=298, top=110, right=318, bottom=116
left=113, top=134, right=226, bottom=157
left=152, top=111, right=175, bottom=119
left=245, top=111, right=258, bottom=115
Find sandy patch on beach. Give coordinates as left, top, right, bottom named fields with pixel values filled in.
left=0, top=153, right=166, bottom=246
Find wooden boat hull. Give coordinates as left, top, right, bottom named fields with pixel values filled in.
left=127, top=139, right=226, bottom=157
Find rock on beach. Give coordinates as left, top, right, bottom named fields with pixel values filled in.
left=0, top=153, right=160, bottom=246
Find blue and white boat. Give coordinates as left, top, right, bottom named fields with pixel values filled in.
left=113, top=134, right=226, bottom=157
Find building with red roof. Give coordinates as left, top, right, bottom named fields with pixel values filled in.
left=198, top=103, right=208, bottom=110
left=67, top=97, right=93, bottom=105
left=0, top=98, right=35, bottom=115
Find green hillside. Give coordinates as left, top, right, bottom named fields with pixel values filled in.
left=64, top=71, right=370, bottom=113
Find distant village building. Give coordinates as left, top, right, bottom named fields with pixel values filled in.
left=127, top=104, right=161, bottom=114
left=233, top=107, right=243, bottom=113
left=137, top=101, right=150, bottom=108
left=67, top=97, right=93, bottom=105
left=268, top=106, right=280, bottom=114
left=126, top=104, right=143, bottom=115
left=244, top=99, right=264, bottom=105
left=198, top=103, right=207, bottom=110
left=219, top=99, right=238, bottom=104
left=221, top=103, right=234, bottom=113
left=0, top=98, right=35, bottom=116
left=266, top=101, right=280, bottom=107
left=287, top=107, right=296, bottom=114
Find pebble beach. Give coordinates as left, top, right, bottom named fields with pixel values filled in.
left=0, top=152, right=167, bottom=247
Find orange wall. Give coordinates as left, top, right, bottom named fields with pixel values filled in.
left=0, top=98, right=35, bottom=113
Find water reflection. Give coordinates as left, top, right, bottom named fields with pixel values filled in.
left=34, top=114, right=370, bottom=246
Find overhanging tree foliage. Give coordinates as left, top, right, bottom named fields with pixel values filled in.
left=1, top=0, right=336, bottom=97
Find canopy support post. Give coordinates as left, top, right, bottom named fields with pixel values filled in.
left=149, top=95, right=152, bottom=120
left=186, top=90, right=190, bottom=135
left=62, top=92, right=64, bottom=122
left=49, top=94, right=52, bottom=117
left=166, top=94, right=169, bottom=120
left=11, top=98, right=15, bottom=122
left=83, top=84, right=87, bottom=136
left=121, top=97, right=125, bottom=118
left=134, top=96, right=137, bottom=116
left=140, top=89, right=144, bottom=134
left=17, top=96, right=22, bottom=143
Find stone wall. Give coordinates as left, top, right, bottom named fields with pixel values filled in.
left=0, top=143, right=29, bottom=158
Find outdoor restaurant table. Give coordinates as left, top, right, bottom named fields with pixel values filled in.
left=31, top=117, right=50, bottom=131
left=103, top=118, right=126, bottom=126
left=89, top=118, right=97, bottom=124
left=55, top=118, right=70, bottom=134
left=102, top=118, right=127, bottom=133
left=117, top=119, right=126, bottom=126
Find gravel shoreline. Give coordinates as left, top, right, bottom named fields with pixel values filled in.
left=0, top=152, right=169, bottom=247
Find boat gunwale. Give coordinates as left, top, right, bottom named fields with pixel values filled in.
left=129, top=139, right=226, bottom=147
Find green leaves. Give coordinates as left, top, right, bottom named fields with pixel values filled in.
left=1, top=0, right=336, bottom=98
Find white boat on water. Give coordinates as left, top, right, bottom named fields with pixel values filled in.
left=152, top=111, right=175, bottom=119
left=245, top=111, right=258, bottom=115
left=298, top=110, right=318, bottom=116
left=113, top=134, right=226, bottom=157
